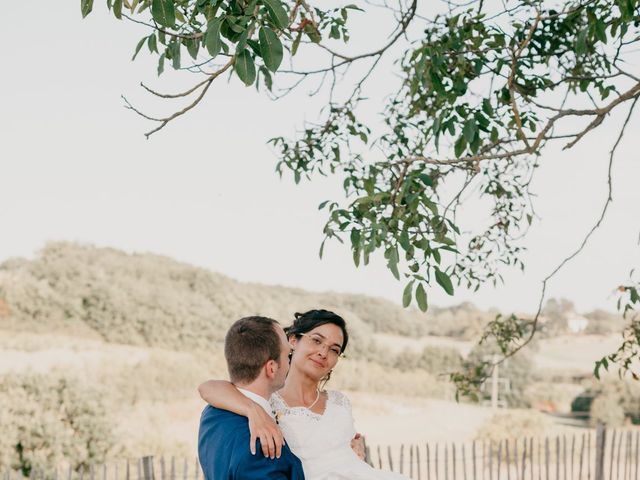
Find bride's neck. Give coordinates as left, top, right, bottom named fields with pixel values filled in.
left=282, top=368, right=320, bottom=403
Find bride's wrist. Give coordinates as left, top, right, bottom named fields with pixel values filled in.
left=244, top=399, right=262, bottom=418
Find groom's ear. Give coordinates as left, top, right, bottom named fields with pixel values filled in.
left=264, top=359, right=278, bottom=379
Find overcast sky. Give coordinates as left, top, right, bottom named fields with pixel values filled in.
left=1, top=2, right=638, bottom=315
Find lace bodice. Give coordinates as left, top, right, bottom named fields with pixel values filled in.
left=269, top=390, right=408, bottom=480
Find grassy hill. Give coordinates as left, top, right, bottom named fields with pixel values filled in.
left=0, top=242, right=495, bottom=356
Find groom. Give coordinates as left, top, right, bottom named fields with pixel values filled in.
left=198, top=316, right=305, bottom=480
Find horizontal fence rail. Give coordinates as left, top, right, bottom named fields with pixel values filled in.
left=4, top=427, right=639, bottom=480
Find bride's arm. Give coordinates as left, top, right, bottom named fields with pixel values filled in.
left=197, top=380, right=284, bottom=459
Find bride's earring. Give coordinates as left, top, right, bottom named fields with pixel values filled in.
left=320, top=369, right=333, bottom=388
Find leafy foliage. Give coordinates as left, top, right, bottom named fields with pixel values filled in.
left=571, top=379, right=640, bottom=426
left=464, top=338, right=536, bottom=407
left=475, top=410, right=552, bottom=443
left=73, top=0, right=640, bottom=394
left=0, top=373, right=115, bottom=476
left=594, top=272, right=640, bottom=380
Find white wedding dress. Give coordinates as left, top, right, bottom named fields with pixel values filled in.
left=269, top=390, right=408, bottom=480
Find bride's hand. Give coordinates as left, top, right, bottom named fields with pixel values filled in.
left=247, top=402, right=285, bottom=459
left=351, top=432, right=366, bottom=461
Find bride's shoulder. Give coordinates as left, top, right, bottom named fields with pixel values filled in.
left=326, top=389, right=352, bottom=407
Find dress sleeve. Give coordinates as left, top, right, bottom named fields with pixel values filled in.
left=330, top=390, right=353, bottom=412
left=330, top=390, right=357, bottom=437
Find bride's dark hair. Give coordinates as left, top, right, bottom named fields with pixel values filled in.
left=285, top=309, right=349, bottom=355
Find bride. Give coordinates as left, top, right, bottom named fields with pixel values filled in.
left=198, top=309, right=408, bottom=480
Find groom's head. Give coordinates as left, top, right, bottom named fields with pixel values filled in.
left=224, top=316, right=291, bottom=393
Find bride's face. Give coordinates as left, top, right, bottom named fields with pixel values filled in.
left=289, top=323, right=344, bottom=380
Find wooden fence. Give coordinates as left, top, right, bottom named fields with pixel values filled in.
left=362, top=426, right=640, bottom=480
left=4, top=426, right=639, bottom=480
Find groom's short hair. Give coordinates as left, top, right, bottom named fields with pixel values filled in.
left=224, top=316, right=282, bottom=384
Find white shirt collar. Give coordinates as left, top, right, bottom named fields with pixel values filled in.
left=237, top=387, right=275, bottom=419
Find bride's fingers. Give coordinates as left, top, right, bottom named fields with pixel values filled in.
left=274, top=430, right=283, bottom=458
left=259, top=433, right=271, bottom=458
left=249, top=431, right=258, bottom=455
left=265, top=432, right=277, bottom=459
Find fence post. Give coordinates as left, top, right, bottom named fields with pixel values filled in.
left=462, top=442, right=468, bottom=480
left=496, top=441, right=502, bottom=480
left=610, top=430, right=618, bottom=480
left=578, top=433, right=585, bottom=480
left=595, top=424, right=606, bottom=480
left=452, top=443, right=457, bottom=480
left=410, top=445, right=414, bottom=479
left=625, top=431, right=631, bottom=480
left=141, top=457, right=154, bottom=480
left=570, top=435, right=575, bottom=480
left=472, top=440, right=477, bottom=480
left=635, top=431, right=639, bottom=480
left=363, top=436, right=373, bottom=467
left=445, top=443, right=449, bottom=480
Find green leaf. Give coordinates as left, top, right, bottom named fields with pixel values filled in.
left=292, top=31, right=302, bottom=56
left=113, top=0, right=123, bottom=18
left=151, top=0, right=175, bottom=28
left=575, top=29, right=588, bottom=56
left=235, top=49, right=256, bottom=86
left=262, top=0, right=289, bottom=30
left=416, top=283, right=428, bottom=312
left=157, top=53, right=166, bottom=76
left=481, top=98, right=493, bottom=116
left=260, top=65, right=273, bottom=91
left=259, top=27, right=283, bottom=72
left=399, top=230, right=410, bottom=251
left=387, top=247, right=400, bottom=280
left=81, top=0, right=94, bottom=17
left=132, top=36, right=147, bottom=61
left=148, top=34, right=158, bottom=54
left=594, top=18, right=607, bottom=43
left=402, top=281, right=414, bottom=308
left=454, top=135, right=466, bottom=157
left=205, top=19, right=222, bottom=59
left=304, top=23, right=321, bottom=43
left=185, top=38, right=198, bottom=59
left=463, top=119, right=476, bottom=144
left=247, top=39, right=262, bottom=57
left=319, top=239, right=326, bottom=259
left=171, top=42, right=181, bottom=69
left=418, top=173, right=433, bottom=187
left=435, top=268, right=454, bottom=295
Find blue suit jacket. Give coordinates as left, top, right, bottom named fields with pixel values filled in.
left=198, top=405, right=305, bottom=480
